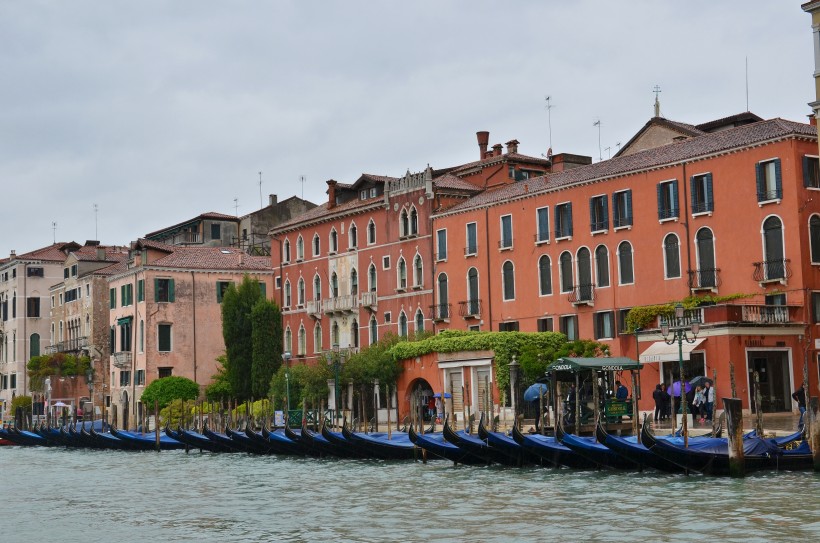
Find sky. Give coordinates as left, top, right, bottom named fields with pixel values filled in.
left=0, top=1, right=815, bottom=257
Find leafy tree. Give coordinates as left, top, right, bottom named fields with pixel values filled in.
left=140, top=376, right=200, bottom=410
left=221, top=275, right=265, bottom=401
left=11, top=395, right=32, bottom=415
left=269, top=363, right=331, bottom=410
left=205, top=358, right=232, bottom=403
left=251, top=296, right=282, bottom=399
left=27, top=353, right=91, bottom=392
left=341, top=333, right=403, bottom=387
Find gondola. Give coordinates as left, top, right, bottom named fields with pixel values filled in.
left=88, top=425, right=131, bottom=450
left=283, top=423, right=322, bottom=456
left=298, top=419, right=356, bottom=458
left=320, top=419, right=360, bottom=457
left=408, top=418, right=484, bottom=465
left=341, top=419, right=418, bottom=460
left=109, top=426, right=186, bottom=451
left=555, top=417, right=639, bottom=470
left=476, top=415, right=539, bottom=467
left=595, top=418, right=684, bottom=473
left=441, top=416, right=519, bottom=466
left=1, top=426, right=48, bottom=447
left=170, top=425, right=233, bottom=453
left=202, top=424, right=247, bottom=453
left=261, top=425, right=308, bottom=456
left=510, top=423, right=597, bottom=469
left=223, top=425, right=270, bottom=454
left=639, top=419, right=780, bottom=475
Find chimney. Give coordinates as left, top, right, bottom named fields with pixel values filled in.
left=809, top=113, right=817, bottom=127
left=269, top=194, right=278, bottom=206
left=476, top=131, right=489, bottom=159
left=506, top=139, right=519, bottom=154
left=326, top=180, right=338, bottom=209
left=10, top=250, right=16, bottom=259
left=492, top=143, right=503, bottom=157
left=96, top=247, right=105, bottom=261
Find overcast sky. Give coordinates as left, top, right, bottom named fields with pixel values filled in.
left=0, top=1, right=814, bottom=257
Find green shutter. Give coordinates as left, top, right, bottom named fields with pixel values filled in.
left=259, top=281, right=267, bottom=298
left=169, top=279, right=175, bottom=302
left=154, top=278, right=159, bottom=302
left=121, top=285, right=126, bottom=306
left=137, top=279, right=144, bottom=302
left=217, top=282, right=224, bottom=303
left=110, top=288, right=116, bottom=309
left=774, top=158, right=782, bottom=199
left=755, top=162, right=764, bottom=201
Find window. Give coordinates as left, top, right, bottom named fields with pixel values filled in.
left=762, top=216, right=786, bottom=280
left=397, top=258, right=407, bottom=290
left=555, top=202, right=573, bottom=239
left=139, top=320, right=144, bottom=352
left=382, top=256, right=390, bottom=270
left=26, top=297, right=40, bottom=318
left=415, top=309, right=424, bottom=332
left=119, top=320, right=132, bottom=352
left=330, top=273, right=338, bottom=297
left=594, top=311, right=615, bottom=340
left=590, top=195, right=608, bottom=232
left=30, top=333, right=40, bottom=357
left=284, top=327, right=292, bottom=353
left=413, top=255, right=423, bottom=287
left=275, top=276, right=282, bottom=289
left=158, top=324, right=172, bottom=352
left=368, top=264, right=377, bottom=292
left=536, top=207, right=550, bottom=243
left=618, top=241, right=634, bottom=284
left=298, top=325, right=306, bottom=355
left=662, top=234, right=681, bottom=279
left=691, top=173, right=714, bottom=214
left=155, top=278, right=175, bottom=303
left=119, top=371, right=131, bottom=387
left=351, top=319, right=359, bottom=348
left=559, top=315, right=578, bottom=340
left=284, top=280, right=292, bottom=307
left=137, top=279, right=144, bottom=302
left=559, top=251, right=573, bottom=293
left=158, top=368, right=172, bottom=380
left=695, top=228, right=717, bottom=288
left=398, top=312, right=408, bottom=337
left=804, top=156, right=820, bottom=189
left=313, top=274, right=322, bottom=301
left=283, top=239, right=291, bottom=262
left=121, top=284, right=133, bottom=306
left=216, top=281, right=232, bottom=303
left=400, top=209, right=409, bottom=237
left=502, top=261, right=515, bottom=300
left=538, top=255, right=552, bottom=296
left=617, top=309, right=631, bottom=334
left=498, top=321, right=519, bottom=332
left=368, top=220, right=376, bottom=245
left=537, top=317, right=554, bottom=332
left=297, top=278, right=305, bottom=305
left=595, top=245, right=609, bottom=288
left=331, top=321, right=340, bottom=346
left=349, top=223, right=358, bottom=249
left=765, top=294, right=786, bottom=306
left=657, top=180, right=679, bottom=220
left=296, top=235, right=304, bottom=260
left=500, top=215, right=513, bottom=249
left=369, top=316, right=378, bottom=345
left=466, top=223, right=478, bottom=255
left=410, top=207, right=418, bottom=236
left=330, top=229, right=338, bottom=253
left=313, top=234, right=320, bottom=256
left=576, top=247, right=593, bottom=301
left=436, top=229, right=447, bottom=261
left=110, top=326, right=115, bottom=352
left=314, top=323, right=323, bottom=353
left=71, top=264, right=77, bottom=277
left=110, top=287, right=116, bottom=309
left=384, top=311, right=392, bottom=324
left=612, top=190, right=633, bottom=228
left=812, top=292, right=820, bottom=323
left=467, top=268, right=479, bottom=313
left=811, top=215, right=820, bottom=264
left=64, top=268, right=69, bottom=279
left=756, top=158, right=782, bottom=202
left=350, top=269, right=358, bottom=295
left=437, top=274, right=449, bottom=319
left=211, top=223, right=221, bottom=240
left=27, top=267, right=43, bottom=277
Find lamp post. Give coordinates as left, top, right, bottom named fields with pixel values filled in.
left=330, top=344, right=345, bottom=421
left=509, top=355, right=520, bottom=428
left=660, top=303, right=700, bottom=447
left=283, top=351, right=292, bottom=414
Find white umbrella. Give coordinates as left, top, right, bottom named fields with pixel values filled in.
left=53, top=401, right=69, bottom=407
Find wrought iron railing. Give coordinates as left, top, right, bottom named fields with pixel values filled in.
left=613, top=213, right=633, bottom=228
left=757, top=188, right=782, bottom=202
left=568, top=284, right=595, bottom=304
left=498, top=238, right=513, bottom=250
left=752, top=259, right=791, bottom=282
left=458, top=299, right=481, bottom=318
left=688, top=268, right=721, bottom=289
left=429, top=303, right=451, bottom=321
left=658, top=207, right=679, bottom=220
left=590, top=219, right=608, bottom=232
left=464, top=245, right=478, bottom=256
left=112, top=352, right=132, bottom=369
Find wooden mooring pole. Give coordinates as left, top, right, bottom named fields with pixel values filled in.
left=753, top=371, right=764, bottom=436
left=154, top=399, right=160, bottom=452
left=810, top=397, right=820, bottom=472
left=724, top=397, right=744, bottom=478
left=631, top=370, right=639, bottom=437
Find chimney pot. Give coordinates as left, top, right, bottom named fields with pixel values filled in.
left=269, top=194, right=278, bottom=206
left=96, top=247, right=105, bottom=261
left=326, top=180, right=338, bottom=209
left=506, top=139, right=519, bottom=154
left=809, top=114, right=817, bottom=127
left=476, top=131, right=489, bottom=160
left=10, top=250, right=16, bottom=259
left=492, top=144, right=503, bottom=157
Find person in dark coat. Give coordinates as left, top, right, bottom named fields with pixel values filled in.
left=652, top=384, right=665, bottom=423
left=661, top=383, right=671, bottom=420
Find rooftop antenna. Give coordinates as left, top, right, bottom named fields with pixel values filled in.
left=52, top=221, right=57, bottom=243
left=653, top=85, right=662, bottom=118
left=616, top=141, right=622, bottom=153
left=745, top=56, right=749, bottom=112
left=93, top=203, right=98, bottom=240
left=544, top=96, right=555, bottom=151
left=593, top=119, right=602, bottom=161
left=605, top=146, right=611, bottom=159
left=258, top=171, right=263, bottom=209
left=233, top=197, right=239, bottom=217
left=299, top=175, right=306, bottom=200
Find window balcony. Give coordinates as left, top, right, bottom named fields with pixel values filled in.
left=688, top=268, right=721, bottom=291
left=464, top=246, right=478, bottom=257
left=322, top=294, right=359, bottom=314
left=752, top=259, right=791, bottom=285
left=429, top=303, right=451, bottom=322
left=361, top=291, right=378, bottom=311
left=533, top=233, right=549, bottom=244
left=306, top=300, right=323, bottom=319
left=567, top=284, right=595, bottom=306
left=112, top=352, right=132, bottom=369
left=458, top=299, right=481, bottom=319
left=695, top=303, right=799, bottom=327
left=45, top=336, right=89, bottom=355
left=498, top=239, right=513, bottom=251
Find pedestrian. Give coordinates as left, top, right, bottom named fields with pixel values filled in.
left=565, top=384, right=577, bottom=424
left=652, top=384, right=664, bottom=423
left=661, top=383, right=671, bottom=420
left=615, top=381, right=628, bottom=401
left=693, top=386, right=705, bottom=423
left=792, top=383, right=807, bottom=424
left=703, top=381, right=715, bottom=422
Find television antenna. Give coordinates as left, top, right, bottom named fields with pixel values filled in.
left=593, top=119, right=602, bottom=161
left=93, top=204, right=98, bottom=240
left=544, top=96, right=555, bottom=150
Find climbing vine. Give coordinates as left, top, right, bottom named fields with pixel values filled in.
left=623, top=292, right=756, bottom=333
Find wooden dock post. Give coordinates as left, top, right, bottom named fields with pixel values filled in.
left=711, top=369, right=718, bottom=436
left=539, top=386, right=545, bottom=436
left=753, top=371, right=764, bottom=437
left=729, top=361, right=737, bottom=399
left=724, top=397, right=744, bottom=478
left=810, top=397, right=820, bottom=472
left=154, top=399, right=160, bottom=452
left=386, top=385, right=392, bottom=439
left=574, top=373, right=581, bottom=436
left=592, top=371, right=600, bottom=437
left=631, top=370, right=639, bottom=437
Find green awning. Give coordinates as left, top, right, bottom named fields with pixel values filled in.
left=117, top=316, right=133, bottom=326
left=545, top=357, right=642, bottom=374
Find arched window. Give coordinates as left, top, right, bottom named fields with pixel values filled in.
left=559, top=251, right=573, bottom=293
left=30, top=333, right=40, bottom=358
left=283, top=239, right=291, bottom=262
left=437, top=273, right=449, bottom=319
left=296, top=235, right=304, bottom=260
left=368, top=264, right=377, bottom=292
left=369, top=316, right=378, bottom=345
left=696, top=228, right=716, bottom=287
left=351, top=319, right=359, bottom=348
left=313, top=274, right=322, bottom=301
left=349, top=223, right=358, bottom=249
left=618, top=241, right=634, bottom=284
left=762, top=216, right=785, bottom=280
left=397, top=257, right=407, bottom=290
left=314, top=323, right=322, bottom=353
left=350, top=269, right=358, bottom=295
left=810, top=215, right=820, bottom=264
left=368, top=220, right=376, bottom=245
left=502, top=260, right=515, bottom=300
left=313, top=233, right=320, bottom=256
left=297, top=278, right=305, bottom=305
left=330, top=228, right=338, bottom=253
left=59, top=321, right=64, bottom=341
left=330, top=272, right=338, bottom=297
left=595, top=245, right=609, bottom=288
left=576, top=247, right=592, bottom=300
left=410, top=207, right=419, bottom=235
left=331, top=321, right=340, bottom=346
left=284, top=280, right=292, bottom=307
left=415, top=309, right=425, bottom=332
left=467, top=268, right=480, bottom=314
left=139, top=320, right=144, bottom=353
left=400, top=209, right=409, bottom=237
left=284, top=327, right=292, bottom=354
left=664, top=234, right=681, bottom=279
left=413, top=254, right=423, bottom=287
left=298, top=325, right=306, bottom=355
left=538, top=255, right=552, bottom=296
left=398, top=311, right=408, bottom=337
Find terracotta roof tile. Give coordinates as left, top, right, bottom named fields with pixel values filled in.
left=450, top=152, right=551, bottom=173
left=145, top=211, right=238, bottom=238
left=73, top=245, right=130, bottom=262
left=433, top=174, right=484, bottom=192
left=149, top=246, right=272, bottom=271
left=15, top=242, right=81, bottom=261
left=272, top=195, right=383, bottom=232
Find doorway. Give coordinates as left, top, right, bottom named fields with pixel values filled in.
left=747, top=350, right=791, bottom=413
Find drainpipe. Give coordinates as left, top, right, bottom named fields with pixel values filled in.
left=484, top=207, right=494, bottom=330
left=131, top=271, right=137, bottom=430
left=22, top=262, right=27, bottom=397
left=681, top=162, right=692, bottom=285
left=191, top=271, right=197, bottom=385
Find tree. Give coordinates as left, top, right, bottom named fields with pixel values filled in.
left=251, top=296, right=282, bottom=399
left=140, top=376, right=199, bottom=410
left=342, top=333, right=403, bottom=388
left=221, top=275, right=266, bottom=401
left=205, top=357, right=232, bottom=404
left=269, top=363, right=330, bottom=410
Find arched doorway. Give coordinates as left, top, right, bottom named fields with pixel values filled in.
left=406, top=378, right=434, bottom=429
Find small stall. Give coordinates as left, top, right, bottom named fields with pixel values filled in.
left=544, top=357, right=643, bottom=436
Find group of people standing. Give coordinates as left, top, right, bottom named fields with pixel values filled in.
left=652, top=381, right=715, bottom=423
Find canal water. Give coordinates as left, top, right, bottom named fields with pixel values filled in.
left=2, top=447, right=820, bottom=542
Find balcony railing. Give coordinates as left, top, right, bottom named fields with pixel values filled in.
left=612, top=214, right=633, bottom=229
left=741, top=305, right=790, bottom=324
left=306, top=300, right=322, bottom=318
left=752, top=259, right=792, bottom=283
left=533, top=233, right=549, bottom=244
left=179, top=231, right=201, bottom=244
left=464, top=246, right=478, bottom=256
left=458, top=299, right=481, bottom=319
left=688, top=268, right=721, bottom=290
left=361, top=291, right=378, bottom=310
left=429, top=303, right=451, bottom=322
left=568, top=284, right=595, bottom=305
left=45, top=336, right=89, bottom=355
left=112, top=352, right=132, bottom=369
left=692, top=304, right=800, bottom=327
left=757, top=188, right=783, bottom=202
left=498, top=239, right=513, bottom=250
left=322, top=294, right=359, bottom=314
left=590, top=220, right=608, bottom=232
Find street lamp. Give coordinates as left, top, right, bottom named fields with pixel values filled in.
left=283, top=351, right=292, bottom=414
left=660, top=303, right=700, bottom=447
left=330, top=344, right=346, bottom=421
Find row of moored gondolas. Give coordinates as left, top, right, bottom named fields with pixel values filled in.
left=0, top=414, right=811, bottom=476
